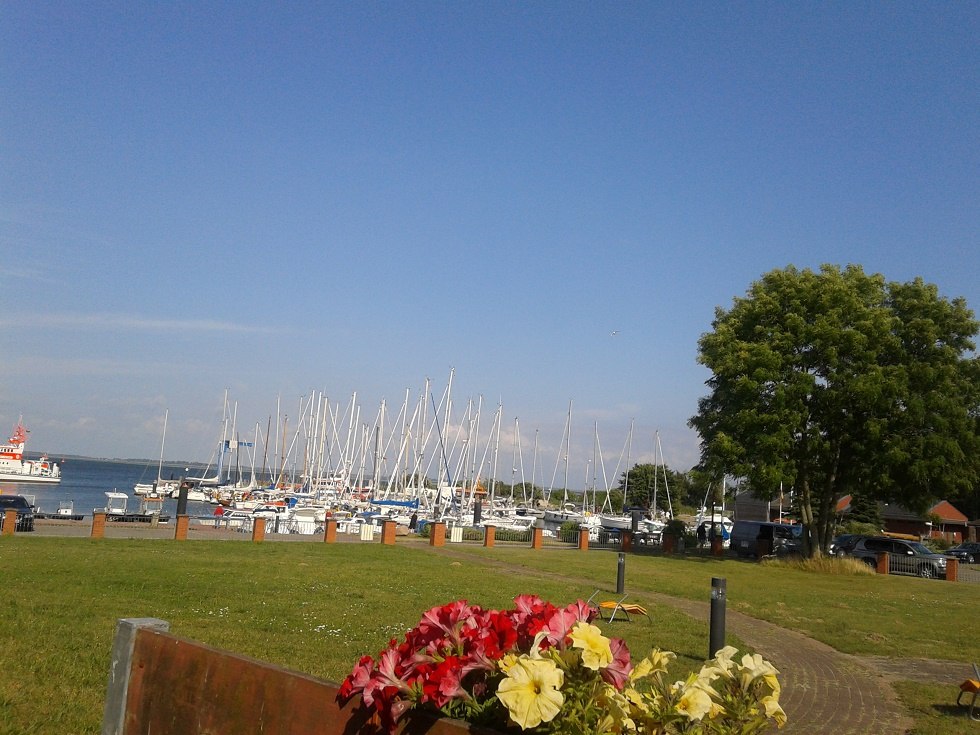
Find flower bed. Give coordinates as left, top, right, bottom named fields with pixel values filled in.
left=339, top=596, right=786, bottom=734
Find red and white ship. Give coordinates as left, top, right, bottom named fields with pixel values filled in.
left=0, top=420, right=61, bottom=483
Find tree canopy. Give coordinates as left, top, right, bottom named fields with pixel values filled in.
left=689, top=264, right=980, bottom=554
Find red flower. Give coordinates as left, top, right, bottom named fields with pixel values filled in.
left=422, top=656, right=467, bottom=707
left=337, top=654, right=374, bottom=702
left=338, top=595, right=616, bottom=734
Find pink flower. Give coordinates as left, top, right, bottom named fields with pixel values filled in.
left=542, top=602, right=594, bottom=647
left=376, top=647, right=415, bottom=694
left=600, top=637, right=633, bottom=690
left=337, top=654, right=374, bottom=702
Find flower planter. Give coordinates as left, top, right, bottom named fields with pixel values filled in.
left=103, top=618, right=498, bottom=735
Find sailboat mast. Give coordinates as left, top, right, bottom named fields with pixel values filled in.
left=530, top=429, right=538, bottom=506
left=622, top=420, right=633, bottom=513
left=156, top=409, right=169, bottom=483
left=562, top=400, right=572, bottom=506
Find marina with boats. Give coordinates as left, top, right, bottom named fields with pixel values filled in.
left=5, top=379, right=733, bottom=542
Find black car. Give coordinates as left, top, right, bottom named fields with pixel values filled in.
left=947, top=542, right=980, bottom=564
left=841, top=535, right=947, bottom=578
left=0, top=495, right=36, bottom=532
left=828, top=533, right=865, bottom=556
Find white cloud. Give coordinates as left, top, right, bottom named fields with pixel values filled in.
left=4, top=356, right=191, bottom=377
left=11, top=313, right=273, bottom=334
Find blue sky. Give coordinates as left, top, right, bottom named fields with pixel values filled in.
left=3, top=3, right=977, bottom=485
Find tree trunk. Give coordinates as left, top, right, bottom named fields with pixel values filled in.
left=798, top=474, right=815, bottom=558
left=814, top=442, right=842, bottom=555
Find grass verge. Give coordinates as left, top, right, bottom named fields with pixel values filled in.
left=440, top=544, right=978, bottom=660
left=0, top=537, right=734, bottom=735
left=894, top=681, right=979, bottom=735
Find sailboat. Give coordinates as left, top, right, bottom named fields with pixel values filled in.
left=542, top=402, right=584, bottom=525
left=134, top=411, right=176, bottom=497
left=598, top=422, right=638, bottom=531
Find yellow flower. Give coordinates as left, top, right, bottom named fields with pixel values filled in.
left=596, top=684, right=635, bottom=733
left=761, top=694, right=787, bottom=727
left=712, top=645, right=739, bottom=671
left=499, top=653, right=519, bottom=674
left=497, top=656, right=565, bottom=730
left=631, top=648, right=676, bottom=682
left=569, top=621, right=613, bottom=670
left=624, top=686, right=653, bottom=714
left=675, top=683, right=713, bottom=721
left=738, top=653, right=780, bottom=695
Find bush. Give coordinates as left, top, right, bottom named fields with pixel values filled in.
left=761, top=555, right=876, bottom=576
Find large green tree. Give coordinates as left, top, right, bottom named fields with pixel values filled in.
left=617, top=463, right=684, bottom=513
left=690, top=265, right=980, bottom=555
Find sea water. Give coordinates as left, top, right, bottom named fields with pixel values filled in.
left=0, top=457, right=216, bottom=519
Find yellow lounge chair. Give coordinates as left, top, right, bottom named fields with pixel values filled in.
left=587, top=591, right=648, bottom=623
left=958, top=663, right=980, bottom=721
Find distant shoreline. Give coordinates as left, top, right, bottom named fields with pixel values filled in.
left=25, top=453, right=212, bottom=470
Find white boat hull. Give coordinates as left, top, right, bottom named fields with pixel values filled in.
left=597, top=514, right=633, bottom=531
left=0, top=470, right=61, bottom=483
left=0, top=420, right=62, bottom=483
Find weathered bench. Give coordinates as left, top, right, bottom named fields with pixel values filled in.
left=102, top=618, right=495, bottom=735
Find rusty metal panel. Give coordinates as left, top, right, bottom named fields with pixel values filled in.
left=123, top=627, right=495, bottom=735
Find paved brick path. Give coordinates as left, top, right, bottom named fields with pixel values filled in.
left=652, top=593, right=915, bottom=734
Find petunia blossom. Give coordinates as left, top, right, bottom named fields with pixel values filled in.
left=600, top=637, right=633, bottom=689
left=675, top=682, right=713, bottom=721
left=569, top=621, right=613, bottom=670
left=497, top=657, right=565, bottom=730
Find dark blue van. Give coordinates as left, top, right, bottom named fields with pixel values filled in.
left=730, top=521, right=802, bottom=558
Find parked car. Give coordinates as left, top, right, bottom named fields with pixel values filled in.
left=0, top=495, right=36, bottom=532
left=840, top=535, right=948, bottom=578
left=947, top=542, right=980, bottom=564
left=730, top=521, right=803, bottom=558
left=828, top=533, right=865, bottom=556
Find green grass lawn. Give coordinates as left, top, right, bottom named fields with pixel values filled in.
left=0, top=536, right=977, bottom=734
left=444, top=544, right=979, bottom=660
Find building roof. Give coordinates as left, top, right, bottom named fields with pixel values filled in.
left=836, top=495, right=968, bottom=524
